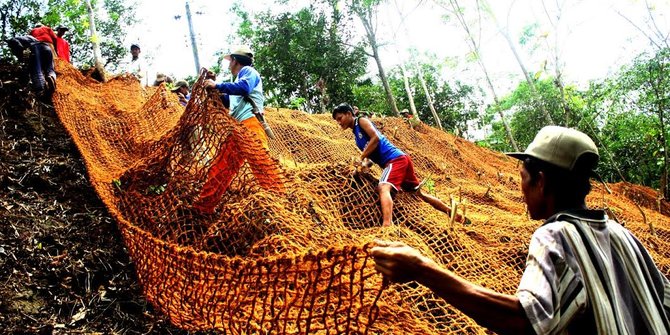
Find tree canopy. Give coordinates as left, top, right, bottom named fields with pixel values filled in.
left=2, top=0, right=669, bottom=192
left=0, top=0, right=136, bottom=69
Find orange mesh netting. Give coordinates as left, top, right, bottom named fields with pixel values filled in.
left=51, top=60, right=670, bottom=334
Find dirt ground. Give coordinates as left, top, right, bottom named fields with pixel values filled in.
left=0, top=61, right=210, bottom=334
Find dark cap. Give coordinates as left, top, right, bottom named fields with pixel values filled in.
left=56, top=26, right=69, bottom=31
left=130, top=43, right=140, bottom=50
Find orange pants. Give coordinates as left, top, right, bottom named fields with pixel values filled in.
left=193, top=116, right=278, bottom=213
left=241, top=116, right=269, bottom=150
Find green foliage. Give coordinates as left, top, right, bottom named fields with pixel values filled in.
left=483, top=77, right=584, bottom=152
left=232, top=4, right=366, bottom=113
left=0, top=0, right=136, bottom=69
left=599, top=112, right=662, bottom=187
left=583, top=47, right=670, bottom=189
left=392, top=61, right=483, bottom=135
left=349, top=58, right=483, bottom=132
left=351, top=79, right=389, bottom=115
left=483, top=47, right=670, bottom=190
left=288, top=97, right=307, bottom=111
left=518, top=22, right=539, bottom=46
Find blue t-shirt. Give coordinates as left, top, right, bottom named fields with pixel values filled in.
left=353, top=117, right=404, bottom=167
left=214, top=66, right=264, bottom=122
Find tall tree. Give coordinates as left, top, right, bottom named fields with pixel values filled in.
left=479, top=0, right=554, bottom=125
left=84, top=0, right=104, bottom=80
left=437, top=0, right=519, bottom=150
left=614, top=1, right=670, bottom=196
left=595, top=49, right=670, bottom=196
left=350, top=0, right=400, bottom=116
left=415, top=63, right=443, bottom=130
left=397, top=55, right=418, bottom=119
left=235, top=5, right=366, bottom=113
left=484, top=77, right=585, bottom=152
left=387, top=62, right=483, bottom=136
left=390, top=0, right=447, bottom=128
left=539, top=0, right=570, bottom=125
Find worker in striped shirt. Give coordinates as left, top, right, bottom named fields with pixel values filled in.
left=372, top=126, right=670, bottom=335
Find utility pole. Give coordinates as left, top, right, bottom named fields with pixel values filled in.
left=185, top=1, right=201, bottom=74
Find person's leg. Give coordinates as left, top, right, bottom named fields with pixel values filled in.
left=418, top=190, right=464, bottom=223
left=418, top=191, right=450, bottom=214
left=40, top=43, right=56, bottom=92
left=240, top=117, right=284, bottom=193
left=379, top=158, right=405, bottom=227
left=401, top=155, right=462, bottom=222
left=241, top=116, right=269, bottom=150
left=28, top=45, right=45, bottom=93
left=378, top=183, right=395, bottom=227
left=193, top=136, right=244, bottom=214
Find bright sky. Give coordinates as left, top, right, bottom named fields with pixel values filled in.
left=126, top=0, right=669, bottom=98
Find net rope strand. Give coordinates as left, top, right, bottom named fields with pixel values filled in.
left=51, top=59, right=670, bottom=334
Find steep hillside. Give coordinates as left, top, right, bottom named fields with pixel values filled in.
left=0, top=62, right=197, bottom=334
left=2, top=58, right=669, bottom=334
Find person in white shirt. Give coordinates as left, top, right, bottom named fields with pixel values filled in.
left=123, top=43, right=145, bottom=84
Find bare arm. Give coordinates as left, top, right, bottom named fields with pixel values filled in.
left=358, top=117, right=379, bottom=161
left=371, top=240, right=533, bottom=335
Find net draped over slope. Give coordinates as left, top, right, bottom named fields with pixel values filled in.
left=51, top=61, right=670, bottom=334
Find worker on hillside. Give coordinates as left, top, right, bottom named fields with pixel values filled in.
left=400, top=109, right=418, bottom=129
left=6, top=34, right=57, bottom=96
left=123, top=43, right=145, bottom=83
left=372, top=126, right=670, bottom=334
left=332, top=103, right=461, bottom=227
left=204, top=45, right=270, bottom=149
left=171, top=80, right=190, bottom=106
left=194, top=45, right=281, bottom=214
left=54, top=26, right=70, bottom=63
left=153, top=73, right=172, bottom=86
left=29, top=23, right=58, bottom=54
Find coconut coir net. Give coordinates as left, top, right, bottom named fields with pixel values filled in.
left=51, top=60, right=670, bottom=334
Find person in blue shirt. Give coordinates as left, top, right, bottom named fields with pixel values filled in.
left=195, top=46, right=281, bottom=214
left=332, top=103, right=460, bottom=227
left=204, top=46, right=268, bottom=149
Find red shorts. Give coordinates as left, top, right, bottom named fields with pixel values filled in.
left=379, top=155, right=420, bottom=191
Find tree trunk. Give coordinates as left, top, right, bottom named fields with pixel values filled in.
left=85, top=0, right=106, bottom=82
left=353, top=4, right=400, bottom=116
left=444, top=0, right=519, bottom=150
left=541, top=0, right=569, bottom=125
left=391, top=0, right=439, bottom=128
left=417, top=67, right=443, bottom=130
left=398, top=59, right=419, bottom=120
left=482, top=0, right=554, bottom=125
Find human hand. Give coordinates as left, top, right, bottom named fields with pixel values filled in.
left=352, top=157, right=372, bottom=174
left=360, top=157, right=373, bottom=168
left=370, top=240, right=435, bottom=283
left=204, top=79, right=216, bottom=89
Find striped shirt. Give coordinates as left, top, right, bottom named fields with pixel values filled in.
left=517, top=209, right=670, bottom=334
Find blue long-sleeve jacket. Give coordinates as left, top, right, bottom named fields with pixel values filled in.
left=214, top=66, right=264, bottom=122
